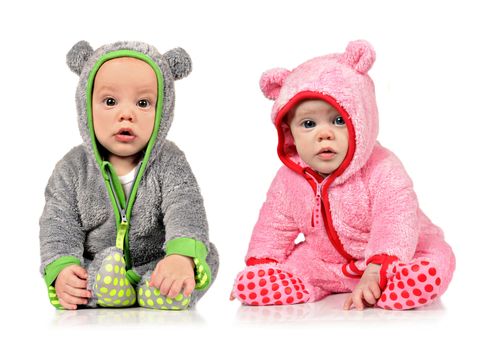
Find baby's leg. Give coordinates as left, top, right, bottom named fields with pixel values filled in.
left=135, top=271, right=191, bottom=310
left=233, top=243, right=348, bottom=306
left=136, top=243, right=219, bottom=310
left=376, top=236, right=455, bottom=310
left=87, top=247, right=137, bottom=308
left=233, top=264, right=311, bottom=306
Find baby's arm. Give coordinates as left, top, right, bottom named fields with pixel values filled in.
left=40, top=154, right=86, bottom=295
left=343, top=263, right=381, bottom=310
left=149, top=255, right=195, bottom=298
left=159, top=143, right=214, bottom=291
left=364, top=147, right=419, bottom=263
left=245, top=167, right=300, bottom=264
left=55, top=265, right=92, bottom=310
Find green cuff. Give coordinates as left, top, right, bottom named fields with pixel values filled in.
left=44, top=256, right=81, bottom=287
left=165, top=238, right=211, bottom=290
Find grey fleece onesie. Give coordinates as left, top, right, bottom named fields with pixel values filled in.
left=39, top=41, right=219, bottom=309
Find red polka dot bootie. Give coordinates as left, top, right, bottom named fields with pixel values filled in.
left=232, top=265, right=311, bottom=306
left=376, top=258, right=441, bottom=310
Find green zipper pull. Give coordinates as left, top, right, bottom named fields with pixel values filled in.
left=116, top=209, right=128, bottom=251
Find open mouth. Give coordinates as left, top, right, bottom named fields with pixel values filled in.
left=117, top=128, right=134, bottom=136
left=318, top=147, right=336, bottom=155
left=115, top=128, right=136, bottom=142
left=317, top=147, right=337, bottom=159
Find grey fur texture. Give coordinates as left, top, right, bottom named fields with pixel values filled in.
left=66, top=41, right=94, bottom=75
left=40, top=41, right=218, bottom=308
left=164, top=47, right=192, bottom=80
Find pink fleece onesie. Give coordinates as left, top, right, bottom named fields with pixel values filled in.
left=232, top=40, right=455, bottom=310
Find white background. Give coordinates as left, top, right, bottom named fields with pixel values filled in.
left=1, top=0, right=495, bottom=348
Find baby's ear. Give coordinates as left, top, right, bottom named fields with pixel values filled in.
left=338, top=40, right=376, bottom=74
left=66, top=41, right=94, bottom=75
left=259, top=68, right=290, bottom=100
left=164, top=47, right=192, bottom=80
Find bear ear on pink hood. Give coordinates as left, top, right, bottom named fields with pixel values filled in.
left=260, top=68, right=291, bottom=100
left=338, top=40, right=376, bottom=74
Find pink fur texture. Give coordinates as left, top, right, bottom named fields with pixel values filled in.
left=235, top=40, right=455, bottom=310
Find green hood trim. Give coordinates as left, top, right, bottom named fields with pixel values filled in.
left=86, top=49, right=165, bottom=171
left=85, top=50, right=165, bottom=269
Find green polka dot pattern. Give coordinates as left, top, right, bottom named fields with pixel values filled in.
left=194, top=258, right=209, bottom=289
left=48, top=285, right=64, bottom=310
left=137, top=280, right=190, bottom=310
left=94, top=252, right=136, bottom=307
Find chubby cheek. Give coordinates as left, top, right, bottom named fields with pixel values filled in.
left=140, top=114, right=155, bottom=138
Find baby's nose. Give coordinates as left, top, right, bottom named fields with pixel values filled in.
left=119, top=107, right=135, bottom=122
left=317, top=126, right=334, bottom=141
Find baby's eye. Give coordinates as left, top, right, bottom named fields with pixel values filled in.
left=333, top=116, right=346, bottom=126
left=302, top=120, right=316, bottom=128
left=137, top=99, right=151, bottom=108
left=105, top=98, right=116, bottom=106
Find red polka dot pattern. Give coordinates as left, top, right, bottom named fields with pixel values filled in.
left=233, top=266, right=310, bottom=306
left=376, top=258, right=441, bottom=310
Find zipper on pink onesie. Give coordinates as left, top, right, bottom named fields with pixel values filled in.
left=311, top=181, right=323, bottom=227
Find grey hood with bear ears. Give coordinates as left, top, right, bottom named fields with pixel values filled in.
left=67, top=40, right=192, bottom=168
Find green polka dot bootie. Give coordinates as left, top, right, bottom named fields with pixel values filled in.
left=94, top=252, right=136, bottom=307
left=48, top=285, right=64, bottom=310
left=137, top=280, right=190, bottom=310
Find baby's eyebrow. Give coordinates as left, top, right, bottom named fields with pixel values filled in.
left=93, top=85, right=116, bottom=94
left=135, top=86, right=157, bottom=95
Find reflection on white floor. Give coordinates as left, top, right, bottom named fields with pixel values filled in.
left=50, top=292, right=445, bottom=327
left=52, top=307, right=206, bottom=327
left=234, top=293, right=445, bottom=325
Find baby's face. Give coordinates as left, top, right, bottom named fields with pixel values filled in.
left=288, top=99, right=349, bottom=176
left=92, top=57, right=157, bottom=161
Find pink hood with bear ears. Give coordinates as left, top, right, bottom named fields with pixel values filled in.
left=260, top=40, right=378, bottom=186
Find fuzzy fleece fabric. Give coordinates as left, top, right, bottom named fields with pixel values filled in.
left=39, top=41, right=218, bottom=308
left=233, top=40, right=455, bottom=310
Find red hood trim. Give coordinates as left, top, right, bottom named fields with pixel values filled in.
left=274, top=91, right=356, bottom=183
left=274, top=91, right=357, bottom=261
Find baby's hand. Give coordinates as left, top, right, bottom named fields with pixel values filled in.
left=54, top=265, right=92, bottom=310
left=149, top=255, right=195, bottom=299
left=343, top=263, right=381, bottom=311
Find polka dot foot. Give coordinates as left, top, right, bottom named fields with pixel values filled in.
left=233, top=265, right=310, bottom=306
left=137, top=280, right=190, bottom=310
left=94, top=252, right=136, bottom=308
left=376, top=258, right=441, bottom=310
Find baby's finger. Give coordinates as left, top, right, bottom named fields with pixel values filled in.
left=58, top=297, right=77, bottom=310
left=182, top=278, right=195, bottom=297
left=71, top=265, right=88, bottom=280
left=371, top=283, right=382, bottom=299
left=67, top=272, right=88, bottom=289
left=167, top=279, right=184, bottom=298
left=363, top=289, right=377, bottom=306
left=60, top=292, right=87, bottom=308
left=159, top=278, right=173, bottom=297
left=149, top=271, right=164, bottom=289
left=66, top=284, right=92, bottom=299
left=352, top=291, right=365, bottom=311
left=343, top=294, right=354, bottom=310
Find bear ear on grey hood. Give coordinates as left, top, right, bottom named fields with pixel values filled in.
left=66, top=41, right=94, bottom=75
left=164, top=47, right=192, bottom=80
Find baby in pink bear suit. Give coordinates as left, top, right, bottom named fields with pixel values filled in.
left=232, top=40, right=455, bottom=310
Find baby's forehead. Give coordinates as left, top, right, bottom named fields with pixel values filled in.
left=287, top=99, right=337, bottom=121
left=93, top=56, right=157, bottom=90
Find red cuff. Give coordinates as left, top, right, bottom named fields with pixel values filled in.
left=366, top=254, right=399, bottom=290
left=342, top=260, right=364, bottom=279
left=246, top=257, right=278, bottom=266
